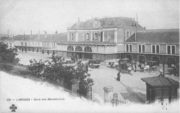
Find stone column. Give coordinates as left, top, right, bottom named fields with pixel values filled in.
left=71, top=79, right=80, bottom=96
left=103, top=86, right=114, bottom=103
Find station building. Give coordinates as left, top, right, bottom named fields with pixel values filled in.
left=57, top=17, right=143, bottom=60
left=0, top=17, right=179, bottom=66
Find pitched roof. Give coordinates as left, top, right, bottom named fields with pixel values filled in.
left=12, top=33, right=67, bottom=42
left=125, top=29, right=179, bottom=44
left=70, top=17, right=142, bottom=29
left=141, top=76, right=179, bottom=87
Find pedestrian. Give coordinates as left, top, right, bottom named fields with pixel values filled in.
left=85, top=64, right=88, bottom=73
left=117, top=72, right=121, bottom=81
left=172, top=64, right=177, bottom=76
left=134, top=62, right=137, bottom=72
left=159, top=69, right=164, bottom=77
left=111, top=62, right=114, bottom=68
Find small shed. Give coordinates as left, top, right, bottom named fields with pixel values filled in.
left=141, top=76, right=179, bottom=104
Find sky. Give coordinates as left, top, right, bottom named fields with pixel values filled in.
left=0, top=0, right=179, bottom=35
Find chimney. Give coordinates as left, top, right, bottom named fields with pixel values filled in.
left=55, top=31, right=58, bottom=34
left=143, top=27, right=146, bottom=33
left=24, top=32, right=25, bottom=40
left=44, top=31, right=47, bottom=38
left=8, top=30, right=9, bottom=38
left=134, top=21, right=137, bottom=41
left=38, top=31, right=40, bottom=40
left=31, top=30, right=33, bottom=40
left=12, top=34, right=14, bottom=41
left=76, top=17, right=80, bottom=28
left=136, top=13, right=138, bottom=24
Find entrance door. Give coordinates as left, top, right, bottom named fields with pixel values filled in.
left=76, top=53, right=82, bottom=59
left=126, top=55, right=132, bottom=61
left=152, top=56, right=160, bottom=66
left=167, top=57, right=176, bottom=67
left=139, top=56, right=145, bottom=64
left=84, top=53, right=92, bottom=59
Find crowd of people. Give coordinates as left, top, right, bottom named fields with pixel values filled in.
left=116, top=58, right=179, bottom=82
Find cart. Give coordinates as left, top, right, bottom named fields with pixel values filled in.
left=146, top=61, right=158, bottom=71
left=88, top=59, right=101, bottom=68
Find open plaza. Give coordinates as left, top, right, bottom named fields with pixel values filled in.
left=16, top=52, right=179, bottom=104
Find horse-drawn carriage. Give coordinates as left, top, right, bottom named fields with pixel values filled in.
left=88, top=59, right=101, bottom=68
left=105, top=59, right=119, bottom=68
left=120, top=58, right=133, bottom=75
left=146, top=60, right=158, bottom=71
left=138, top=60, right=158, bottom=72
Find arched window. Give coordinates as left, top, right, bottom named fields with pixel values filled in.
left=75, top=46, right=83, bottom=51
left=84, top=46, right=92, bottom=52
left=67, top=46, right=74, bottom=51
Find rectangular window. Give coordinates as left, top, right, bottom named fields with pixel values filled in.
left=172, top=46, right=175, bottom=54
left=86, top=33, right=89, bottom=40
left=127, top=31, right=129, bottom=38
left=130, top=45, right=132, bottom=52
left=142, top=45, right=145, bottom=53
left=21, top=42, right=23, bottom=46
left=152, top=45, right=155, bottom=53
left=167, top=46, right=171, bottom=54
left=156, top=45, right=159, bottom=54
left=126, top=45, right=129, bottom=52
left=139, top=45, right=141, bottom=53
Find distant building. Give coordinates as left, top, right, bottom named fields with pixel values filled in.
left=0, top=32, right=67, bottom=54
left=0, top=35, right=15, bottom=49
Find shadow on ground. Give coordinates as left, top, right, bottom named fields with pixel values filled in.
left=120, top=82, right=146, bottom=104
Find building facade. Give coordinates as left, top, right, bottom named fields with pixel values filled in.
left=124, top=29, right=179, bottom=66
left=0, top=32, right=67, bottom=55
left=56, top=17, right=143, bottom=60
left=1, top=17, right=179, bottom=66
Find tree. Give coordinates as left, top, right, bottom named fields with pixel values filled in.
left=28, top=55, right=94, bottom=98
left=0, top=42, right=19, bottom=71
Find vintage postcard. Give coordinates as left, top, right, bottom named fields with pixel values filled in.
left=0, top=0, right=179, bottom=112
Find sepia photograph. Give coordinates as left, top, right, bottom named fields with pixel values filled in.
left=0, top=0, right=179, bottom=112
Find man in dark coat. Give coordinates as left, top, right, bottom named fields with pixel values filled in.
left=117, top=72, right=121, bottom=81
